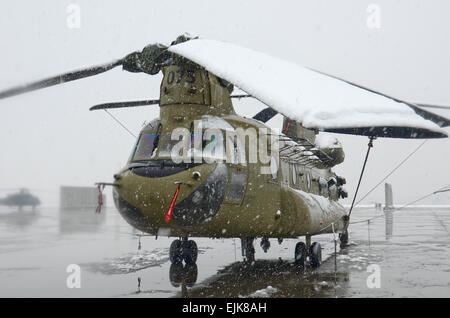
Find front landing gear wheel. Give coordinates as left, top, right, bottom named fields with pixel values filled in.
left=182, top=240, right=198, bottom=264
left=169, top=239, right=183, bottom=264
left=309, top=242, right=322, bottom=268
left=294, top=242, right=307, bottom=267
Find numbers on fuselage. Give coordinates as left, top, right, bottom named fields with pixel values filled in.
left=166, top=68, right=196, bottom=85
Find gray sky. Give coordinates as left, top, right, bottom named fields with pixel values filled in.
left=0, top=0, right=449, bottom=206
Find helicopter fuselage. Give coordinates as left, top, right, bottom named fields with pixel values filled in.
left=111, top=64, right=347, bottom=239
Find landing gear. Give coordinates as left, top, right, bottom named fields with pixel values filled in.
left=169, top=262, right=198, bottom=288
left=339, top=231, right=349, bottom=249
left=241, top=237, right=255, bottom=262
left=294, top=236, right=322, bottom=269
left=169, top=239, right=183, bottom=264
left=182, top=239, right=198, bottom=264
left=294, top=242, right=307, bottom=267
left=260, top=237, right=270, bottom=253
left=169, top=237, right=198, bottom=264
left=309, top=242, right=322, bottom=268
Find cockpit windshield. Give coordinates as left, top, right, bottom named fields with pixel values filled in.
left=158, top=129, right=226, bottom=163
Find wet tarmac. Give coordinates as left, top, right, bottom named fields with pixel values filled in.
left=0, top=205, right=449, bottom=297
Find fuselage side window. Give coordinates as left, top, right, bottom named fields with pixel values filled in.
left=292, top=164, right=297, bottom=185
left=306, top=171, right=311, bottom=191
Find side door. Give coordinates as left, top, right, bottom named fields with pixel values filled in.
left=223, top=134, right=248, bottom=206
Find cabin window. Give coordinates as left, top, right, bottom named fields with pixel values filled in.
left=132, top=131, right=160, bottom=161
left=270, top=156, right=278, bottom=179
left=292, top=164, right=297, bottom=185
left=319, top=177, right=328, bottom=196
left=306, top=171, right=311, bottom=190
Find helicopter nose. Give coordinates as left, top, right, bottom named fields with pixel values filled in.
left=170, top=163, right=228, bottom=226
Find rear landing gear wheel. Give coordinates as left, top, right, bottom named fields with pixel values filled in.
left=309, top=242, right=322, bottom=268
left=294, top=242, right=307, bottom=267
left=260, top=237, right=270, bottom=253
left=169, top=239, right=183, bottom=264
left=241, top=238, right=255, bottom=262
left=339, top=231, right=349, bottom=249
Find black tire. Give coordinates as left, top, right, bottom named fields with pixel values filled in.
left=309, top=242, right=322, bottom=268
left=169, top=263, right=184, bottom=287
left=184, top=263, right=198, bottom=287
left=183, top=240, right=198, bottom=264
left=245, top=246, right=255, bottom=263
left=294, top=242, right=307, bottom=267
left=169, top=239, right=183, bottom=264
left=339, top=231, right=349, bottom=249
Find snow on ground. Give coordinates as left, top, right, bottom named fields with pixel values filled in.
left=246, top=286, right=278, bottom=298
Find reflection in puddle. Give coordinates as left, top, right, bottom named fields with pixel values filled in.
left=85, top=249, right=169, bottom=274
left=172, top=259, right=350, bottom=298
left=0, top=210, right=40, bottom=228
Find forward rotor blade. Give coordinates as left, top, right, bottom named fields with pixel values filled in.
left=91, top=95, right=252, bottom=111
left=0, top=59, right=123, bottom=100
left=89, top=99, right=159, bottom=111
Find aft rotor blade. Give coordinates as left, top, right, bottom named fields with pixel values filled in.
left=0, top=59, right=124, bottom=100
left=89, top=99, right=159, bottom=111
left=415, top=103, right=450, bottom=110
left=408, top=104, right=450, bottom=127
left=230, top=94, right=252, bottom=99
left=253, top=107, right=278, bottom=123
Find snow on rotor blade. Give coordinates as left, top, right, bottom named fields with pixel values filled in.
left=168, top=39, right=447, bottom=138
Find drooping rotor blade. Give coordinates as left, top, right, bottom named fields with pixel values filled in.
left=230, top=94, right=252, bottom=99
left=0, top=59, right=124, bottom=100
left=308, top=69, right=450, bottom=128
left=168, top=39, right=448, bottom=139
left=89, top=99, right=159, bottom=111
left=253, top=107, right=278, bottom=123
left=408, top=104, right=450, bottom=127
left=415, top=103, right=450, bottom=110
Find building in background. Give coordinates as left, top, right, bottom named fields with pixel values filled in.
left=59, top=186, right=106, bottom=233
left=60, top=186, right=105, bottom=209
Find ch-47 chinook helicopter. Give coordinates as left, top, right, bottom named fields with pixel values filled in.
left=0, top=188, right=41, bottom=210
left=1, top=34, right=449, bottom=268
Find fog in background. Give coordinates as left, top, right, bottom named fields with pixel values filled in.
left=0, top=0, right=449, bottom=207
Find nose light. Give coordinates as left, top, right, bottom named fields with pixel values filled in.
left=192, top=171, right=201, bottom=180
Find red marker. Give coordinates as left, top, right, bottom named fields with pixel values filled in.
left=165, top=183, right=182, bottom=223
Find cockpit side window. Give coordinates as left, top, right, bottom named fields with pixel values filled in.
left=131, top=126, right=160, bottom=161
